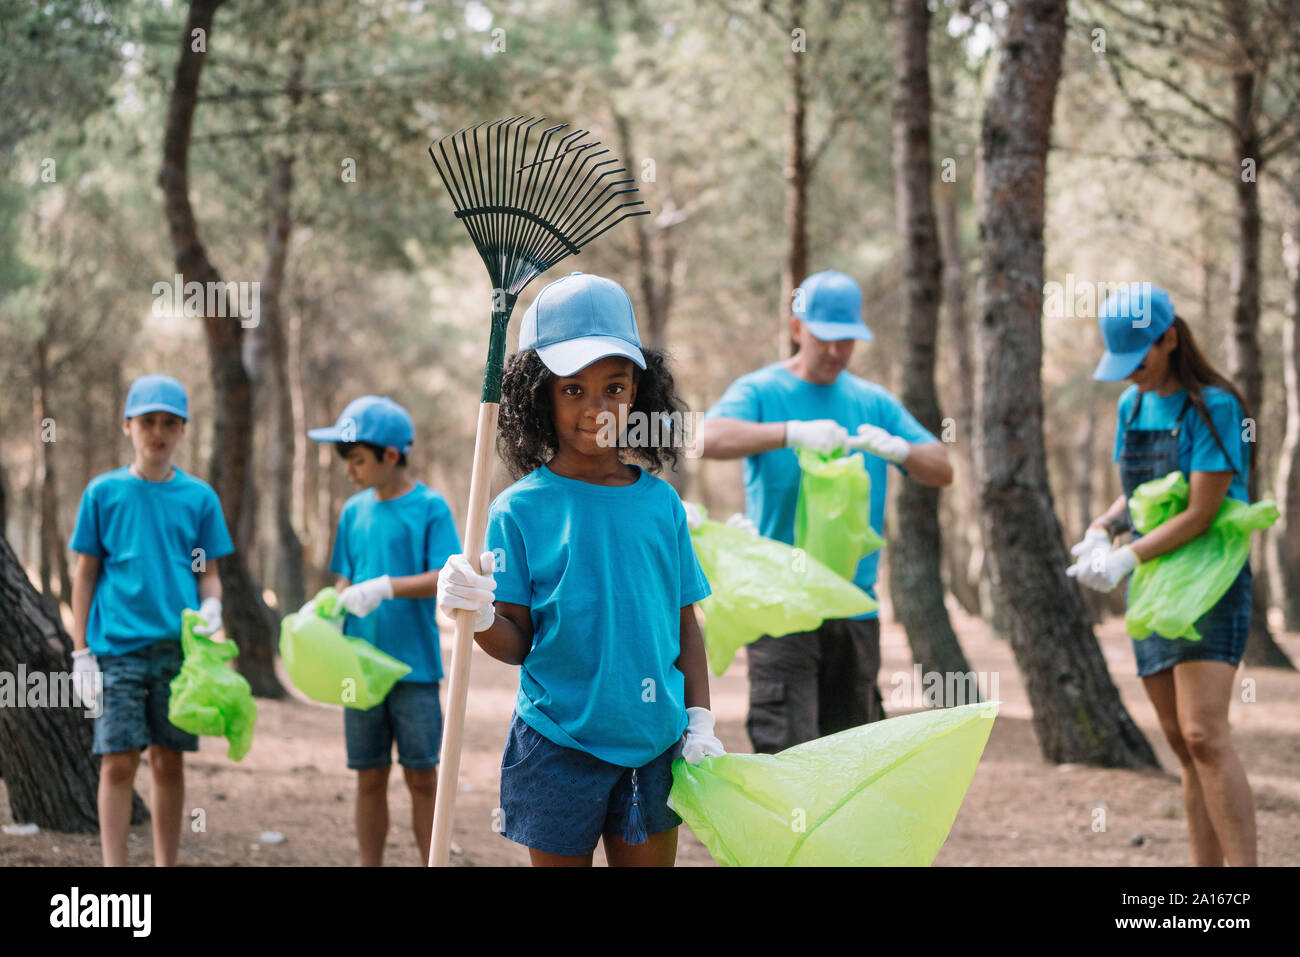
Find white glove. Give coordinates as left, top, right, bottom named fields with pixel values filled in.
left=1065, top=528, right=1111, bottom=580
left=338, top=576, right=394, bottom=618
left=1069, top=545, right=1139, bottom=593
left=437, top=552, right=496, bottom=633
left=785, top=419, right=849, bottom=455
left=724, top=512, right=758, bottom=535
left=72, top=647, right=101, bottom=712
left=850, top=423, right=910, bottom=464
left=681, top=707, right=726, bottom=765
left=298, top=598, right=318, bottom=618
left=683, top=501, right=704, bottom=530
left=192, top=596, right=224, bottom=637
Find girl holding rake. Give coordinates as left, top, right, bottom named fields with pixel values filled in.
left=436, top=272, right=723, bottom=866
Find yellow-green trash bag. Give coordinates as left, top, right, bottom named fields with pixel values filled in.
left=669, top=701, right=997, bottom=866
left=689, top=507, right=877, bottom=675
left=279, top=587, right=412, bottom=709
left=794, top=449, right=885, bottom=580
left=168, top=609, right=257, bottom=761
left=1126, top=470, right=1278, bottom=641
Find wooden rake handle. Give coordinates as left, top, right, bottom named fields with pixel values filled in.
left=428, top=400, right=499, bottom=867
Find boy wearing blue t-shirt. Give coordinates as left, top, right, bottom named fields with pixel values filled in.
left=307, top=395, right=462, bottom=866
left=69, top=374, right=234, bottom=866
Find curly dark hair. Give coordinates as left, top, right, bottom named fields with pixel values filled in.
left=496, top=348, right=690, bottom=479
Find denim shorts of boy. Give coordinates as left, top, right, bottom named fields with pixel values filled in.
left=498, top=711, right=683, bottom=856
left=343, top=681, right=442, bottom=771
left=1132, top=562, right=1252, bottom=678
left=92, top=640, right=199, bottom=755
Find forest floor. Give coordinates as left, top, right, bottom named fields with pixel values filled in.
left=3, top=602, right=1298, bottom=867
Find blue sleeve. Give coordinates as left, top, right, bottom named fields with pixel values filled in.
left=424, top=496, right=462, bottom=570
left=1190, top=392, right=1244, bottom=475
left=674, top=498, right=711, bottom=607
left=198, top=488, right=235, bottom=560
left=704, top=377, right=760, bottom=422
left=69, top=485, right=104, bottom=557
left=485, top=503, right=530, bottom=606
left=329, top=507, right=353, bottom=580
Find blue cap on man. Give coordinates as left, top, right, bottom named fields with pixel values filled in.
left=793, top=270, right=874, bottom=342
left=307, top=396, right=415, bottom=454
left=518, top=272, right=646, bottom=377
left=1092, top=283, right=1177, bottom=382
left=124, top=374, right=189, bottom=420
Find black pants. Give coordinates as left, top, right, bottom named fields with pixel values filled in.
left=744, top=617, right=885, bottom=755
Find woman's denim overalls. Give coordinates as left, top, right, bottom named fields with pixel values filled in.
left=1118, top=391, right=1252, bottom=677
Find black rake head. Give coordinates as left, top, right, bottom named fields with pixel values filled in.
left=428, top=116, right=650, bottom=299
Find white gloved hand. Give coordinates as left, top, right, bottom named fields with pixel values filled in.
left=850, top=423, right=910, bottom=464
left=71, top=647, right=101, bottom=712
left=1065, top=528, right=1111, bottom=580
left=1069, top=545, right=1139, bottom=593
left=338, top=576, right=394, bottom=618
left=683, top=501, right=704, bottom=530
left=682, top=706, right=726, bottom=765
left=785, top=419, right=850, bottom=455
left=724, top=512, right=758, bottom=535
left=437, top=552, right=496, bottom=633
left=192, top=596, right=224, bottom=637
left=298, top=598, right=318, bottom=618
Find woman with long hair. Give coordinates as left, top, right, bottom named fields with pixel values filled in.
left=1068, top=283, right=1257, bottom=866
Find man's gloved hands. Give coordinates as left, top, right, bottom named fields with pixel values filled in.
left=338, top=576, right=394, bottom=618
left=437, top=552, right=497, bottom=633
left=1068, top=544, right=1139, bottom=592
left=71, top=648, right=100, bottom=712
left=785, top=419, right=849, bottom=456
left=850, top=423, right=910, bottom=464
left=192, top=596, right=224, bottom=637
left=724, top=512, right=758, bottom=535
left=682, top=706, right=726, bottom=765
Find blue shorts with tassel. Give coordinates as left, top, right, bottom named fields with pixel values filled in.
left=498, top=711, right=682, bottom=856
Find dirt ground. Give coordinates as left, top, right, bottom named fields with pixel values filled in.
left=3, top=601, right=1297, bottom=867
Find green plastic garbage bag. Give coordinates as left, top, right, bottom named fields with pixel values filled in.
left=794, top=449, right=885, bottom=580
left=689, top=508, right=877, bottom=675
left=279, top=587, right=412, bottom=709
left=669, top=701, right=997, bottom=866
left=1126, top=471, right=1278, bottom=641
left=168, top=609, right=257, bottom=761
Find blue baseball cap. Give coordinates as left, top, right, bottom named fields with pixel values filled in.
left=1093, top=283, right=1177, bottom=381
left=793, top=270, right=873, bottom=342
left=124, top=374, right=188, bottom=420
left=518, top=272, right=646, bottom=377
left=307, top=396, right=414, bottom=454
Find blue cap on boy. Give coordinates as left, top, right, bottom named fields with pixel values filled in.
left=307, top=396, right=414, bottom=454
left=124, top=374, right=189, bottom=420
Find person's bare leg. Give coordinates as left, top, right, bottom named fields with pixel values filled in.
left=147, top=745, right=185, bottom=866
left=1174, top=661, right=1257, bottom=866
left=603, top=827, right=678, bottom=867
left=403, top=767, right=437, bottom=863
left=1141, top=672, right=1223, bottom=866
left=528, top=847, right=595, bottom=866
left=99, top=750, right=141, bottom=867
left=356, top=766, right=391, bottom=866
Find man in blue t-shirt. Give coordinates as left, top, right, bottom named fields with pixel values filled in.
left=307, top=395, right=462, bottom=866
left=699, top=270, right=953, bottom=753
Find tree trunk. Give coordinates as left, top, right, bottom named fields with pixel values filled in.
left=1279, top=201, right=1300, bottom=630
left=158, top=0, right=284, bottom=697
left=887, top=0, right=973, bottom=681
left=780, top=0, right=808, bottom=357
left=0, top=533, right=148, bottom=831
left=33, top=336, right=72, bottom=609
left=975, top=0, right=1157, bottom=767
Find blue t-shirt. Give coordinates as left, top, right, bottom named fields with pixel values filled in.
left=485, top=464, right=712, bottom=768
left=69, top=466, right=234, bottom=656
left=703, top=362, right=938, bottom=613
left=330, top=482, right=462, bottom=683
left=1112, top=385, right=1250, bottom=503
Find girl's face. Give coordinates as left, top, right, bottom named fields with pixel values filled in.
left=1128, top=326, right=1178, bottom=392
left=123, top=412, right=185, bottom=467
left=549, top=356, right=638, bottom=459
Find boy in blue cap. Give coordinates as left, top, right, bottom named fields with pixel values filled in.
left=307, top=395, right=462, bottom=865
left=698, top=270, right=954, bottom=753
left=69, top=374, right=234, bottom=866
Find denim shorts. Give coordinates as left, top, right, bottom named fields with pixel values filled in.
left=343, top=681, right=442, bottom=771
left=498, top=711, right=682, bottom=856
left=93, top=640, right=199, bottom=755
left=1132, top=563, right=1252, bottom=677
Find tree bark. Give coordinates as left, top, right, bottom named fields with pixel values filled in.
left=33, top=336, right=72, bottom=610
left=158, top=0, right=284, bottom=697
left=975, top=0, right=1157, bottom=766
left=887, top=0, right=973, bottom=681
left=1278, top=198, right=1300, bottom=630
left=0, top=533, right=148, bottom=831
left=780, top=0, right=808, bottom=357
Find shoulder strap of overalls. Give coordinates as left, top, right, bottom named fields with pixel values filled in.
left=1125, top=390, right=1144, bottom=425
